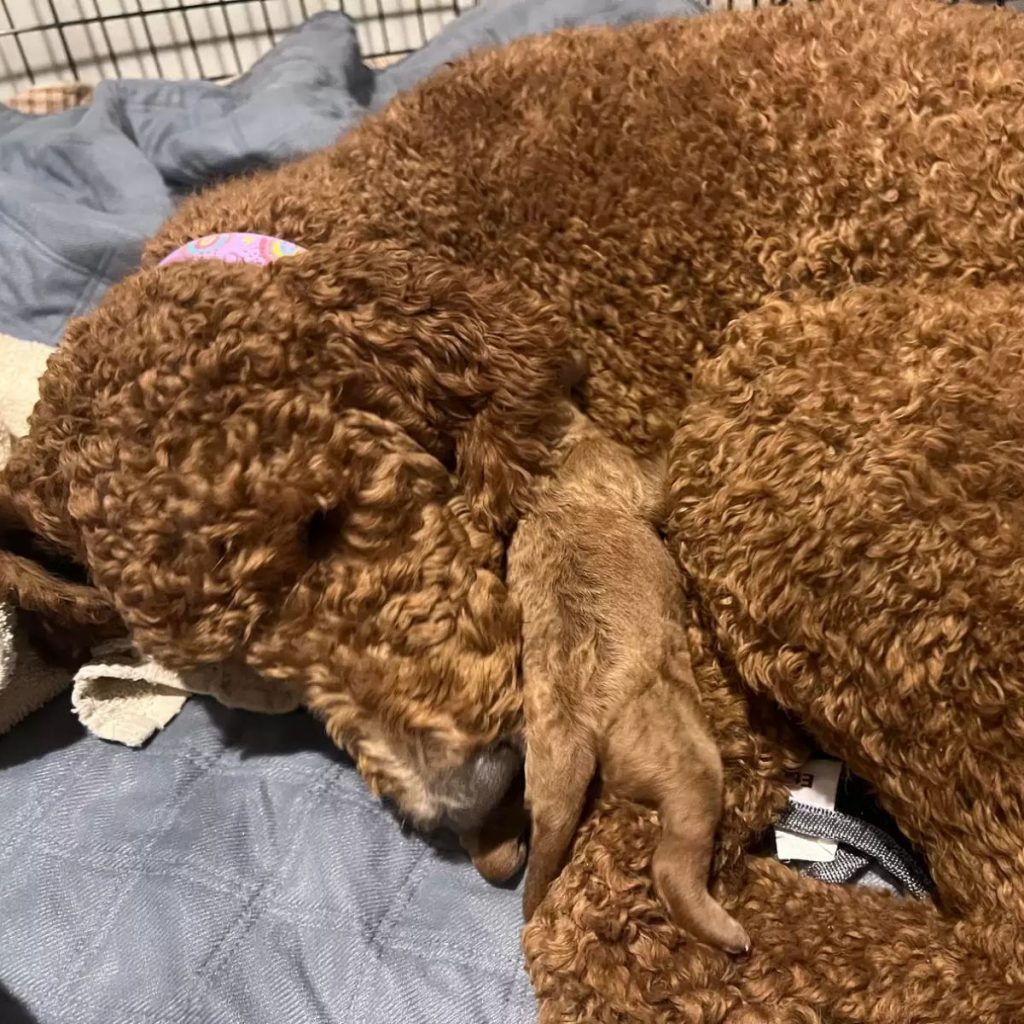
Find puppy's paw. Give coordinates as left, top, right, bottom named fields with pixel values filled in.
left=719, top=917, right=751, bottom=957
left=470, top=834, right=527, bottom=883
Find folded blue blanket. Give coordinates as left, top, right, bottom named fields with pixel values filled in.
left=0, top=3, right=706, bottom=1023
left=0, top=0, right=704, bottom=345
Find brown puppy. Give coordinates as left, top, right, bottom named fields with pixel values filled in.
left=508, top=414, right=748, bottom=953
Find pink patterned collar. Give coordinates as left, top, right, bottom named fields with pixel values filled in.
left=159, top=232, right=306, bottom=267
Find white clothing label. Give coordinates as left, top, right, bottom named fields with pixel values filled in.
left=774, top=758, right=843, bottom=863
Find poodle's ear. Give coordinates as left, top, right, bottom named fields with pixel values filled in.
left=456, top=347, right=586, bottom=536
left=0, top=474, right=121, bottom=665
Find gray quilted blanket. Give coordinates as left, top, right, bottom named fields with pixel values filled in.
left=0, top=2, right=706, bottom=1022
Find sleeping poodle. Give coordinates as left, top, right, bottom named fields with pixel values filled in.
left=5, top=0, right=1024, bottom=1018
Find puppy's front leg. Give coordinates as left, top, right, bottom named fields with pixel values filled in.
left=459, top=777, right=528, bottom=883
left=522, top=699, right=596, bottom=921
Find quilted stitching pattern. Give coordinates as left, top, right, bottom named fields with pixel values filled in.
left=0, top=700, right=533, bottom=1024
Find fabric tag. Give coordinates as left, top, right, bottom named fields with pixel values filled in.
left=774, top=758, right=843, bottom=862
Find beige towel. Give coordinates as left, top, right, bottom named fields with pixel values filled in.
left=0, top=332, right=297, bottom=744
left=72, top=640, right=299, bottom=747
left=0, top=333, right=51, bottom=437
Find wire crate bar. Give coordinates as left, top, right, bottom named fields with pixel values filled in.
left=0, top=1, right=476, bottom=95
left=0, top=0, right=1012, bottom=101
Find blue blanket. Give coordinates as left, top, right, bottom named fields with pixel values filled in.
left=0, top=0, right=704, bottom=345
left=0, top=3, right=706, bottom=1022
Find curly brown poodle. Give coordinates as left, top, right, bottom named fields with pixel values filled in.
left=5, top=0, right=1024, bottom=1018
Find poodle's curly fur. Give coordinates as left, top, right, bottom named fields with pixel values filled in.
left=4, top=245, right=577, bottom=823
left=5, top=0, right=1024, bottom=1017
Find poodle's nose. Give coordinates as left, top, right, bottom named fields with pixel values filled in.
left=441, top=742, right=523, bottom=833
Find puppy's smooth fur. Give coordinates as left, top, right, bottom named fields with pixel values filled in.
left=508, top=415, right=748, bottom=953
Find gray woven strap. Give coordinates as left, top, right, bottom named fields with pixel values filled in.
left=776, top=800, right=933, bottom=899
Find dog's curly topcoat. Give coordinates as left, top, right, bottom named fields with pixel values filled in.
left=4, top=0, right=1024, bottom=1019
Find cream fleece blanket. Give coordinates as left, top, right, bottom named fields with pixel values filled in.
left=0, top=332, right=296, bottom=743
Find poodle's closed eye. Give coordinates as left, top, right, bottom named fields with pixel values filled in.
left=303, top=506, right=346, bottom=559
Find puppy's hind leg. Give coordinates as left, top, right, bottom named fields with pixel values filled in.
left=603, top=679, right=750, bottom=954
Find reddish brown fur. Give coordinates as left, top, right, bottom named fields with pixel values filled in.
left=2, top=247, right=577, bottom=824
left=509, top=414, right=748, bottom=953
left=4, top=0, right=1024, bottom=1018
